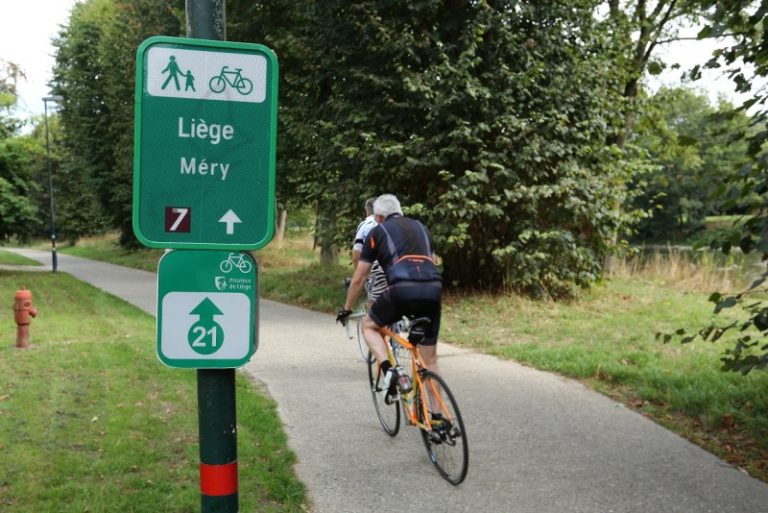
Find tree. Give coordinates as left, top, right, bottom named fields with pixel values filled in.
left=662, top=2, right=768, bottom=373
left=52, top=0, right=183, bottom=247
left=26, top=115, right=108, bottom=243
left=631, top=87, right=750, bottom=242
left=601, top=1, right=704, bottom=147
left=51, top=0, right=119, bottom=241
left=0, top=136, right=44, bottom=242
left=0, top=60, right=43, bottom=242
left=277, top=1, right=642, bottom=293
left=0, top=59, right=25, bottom=137
left=227, top=0, right=329, bottom=252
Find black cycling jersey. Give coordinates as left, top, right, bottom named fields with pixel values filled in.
left=360, top=215, right=442, bottom=285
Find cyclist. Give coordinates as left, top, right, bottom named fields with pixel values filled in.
left=338, top=194, right=443, bottom=395
left=352, top=197, right=388, bottom=305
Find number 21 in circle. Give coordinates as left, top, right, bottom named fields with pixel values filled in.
left=165, top=206, right=191, bottom=232
left=188, top=320, right=224, bottom=355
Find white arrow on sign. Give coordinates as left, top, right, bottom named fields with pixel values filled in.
left=218, top=209, right=242, bottom=235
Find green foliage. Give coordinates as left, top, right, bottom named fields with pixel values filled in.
left=47, top=0, right=724, bottom=293
left=631, top=87, right=751, bottom=242
left=273, top=1, right=640, bottom=293
left=0, top=60, right=44, bottom=242
left=52, top=0, right=183, bottom=247
left=665, top=2, right=768, bottom=373
left=0, top=136, right=44, bottom=241
left=24, top=115, right=110, bottom=244
left=0, top=59, right=25, bottom=137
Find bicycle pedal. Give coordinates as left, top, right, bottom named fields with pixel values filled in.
left=384, top=392, right=399, bottom=405
left=428, top=431, right=444, bottom=444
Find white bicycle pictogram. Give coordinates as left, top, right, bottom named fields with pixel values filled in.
left=219, top=252, right=253, bottom=274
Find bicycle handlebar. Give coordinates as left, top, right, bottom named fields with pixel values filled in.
left=344, top=311, right=366, bottom=339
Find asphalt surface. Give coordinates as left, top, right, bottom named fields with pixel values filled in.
left=6, top=248, right=768, bottom=513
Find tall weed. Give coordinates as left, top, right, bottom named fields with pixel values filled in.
left=610, top=247, right=756, bottom=293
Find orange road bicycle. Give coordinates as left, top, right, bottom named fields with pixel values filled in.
left=367, top=317, right=469, bottom=485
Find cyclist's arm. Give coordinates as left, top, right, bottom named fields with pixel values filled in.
left=344, top=260, right=371, bottom=311
left=351, top=224, right=367, bottom=269
left=352, top=249, right=362, bottom=269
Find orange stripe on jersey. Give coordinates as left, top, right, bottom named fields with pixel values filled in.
left=394, top=254, right=435, bottom=264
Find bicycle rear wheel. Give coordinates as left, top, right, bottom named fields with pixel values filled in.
left=416, top=371, right=468, bottom=485
left=367, top=357, right=400, bottom=436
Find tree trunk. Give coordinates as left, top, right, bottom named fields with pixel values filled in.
left=274, top=208, right=287, bottom=248
left=320, top=245, right=338, bottom=265
left=316, top=204, right=338, bottom=265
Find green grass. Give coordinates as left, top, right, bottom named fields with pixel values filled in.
left=0, top=271, right=305, bottom=513
left=0, top=249, right=43, bottom=266
left=705, top=214, right=751, bottom=227
left=59, top=234, right=163, bottom=272
left=260, top=263, right=348, bottom=311
left=441, top=279, right=768, bottom=477
left=59, top=232, right=768, bottom=481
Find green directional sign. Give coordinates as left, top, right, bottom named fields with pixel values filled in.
left=157, top=250, right=257, bottom=368
left=133, top=36, right=278, bottom=250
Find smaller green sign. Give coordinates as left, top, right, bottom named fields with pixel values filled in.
left=157, top=250, right=257, bottom=368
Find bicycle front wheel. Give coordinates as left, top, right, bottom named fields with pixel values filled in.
left=355, top=317, right=371, bottom=362
left=209, top=75, right=226, bottom=93
left=367, top=358, right=400, bottom=436
left=416, top=371, right=468, bottom=485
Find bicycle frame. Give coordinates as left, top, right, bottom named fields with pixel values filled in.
left=220, top=67, right=242, bottom=84
left=380, top=326, right=454, bottom=432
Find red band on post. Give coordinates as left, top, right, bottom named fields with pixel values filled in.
left=200, top=461, right=238, bottom=496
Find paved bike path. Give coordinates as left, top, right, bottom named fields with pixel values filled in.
left=6, top=248, right=768, bottom=513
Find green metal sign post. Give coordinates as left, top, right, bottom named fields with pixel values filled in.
left=133, top=35, right=278, bottom=250
left=156, top=248, right=256, bottom=511
left=133, top=2, right=277, bottom=511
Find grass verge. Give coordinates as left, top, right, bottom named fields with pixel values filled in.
left=0, top=271, right=305, bottom=513
left=60, top=233, right=768, bottom=482
left=0, top=250, right=43, bottom=266
left=442, top=279, right=768, bottom=479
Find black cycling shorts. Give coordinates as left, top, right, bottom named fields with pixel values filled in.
left=368, top=280, right=442, bottom=345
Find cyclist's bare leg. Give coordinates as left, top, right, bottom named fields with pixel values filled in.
left=419, top=344, right=440, bottom=376
left=361, top=315, right=389, bottom=369
left=418, top=344, right=444, bottom=414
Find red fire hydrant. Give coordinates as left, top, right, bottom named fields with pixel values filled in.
left=13, top=287, right=38, bottom=348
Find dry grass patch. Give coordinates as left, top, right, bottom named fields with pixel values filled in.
left=611, top=247, right=753, bottom=293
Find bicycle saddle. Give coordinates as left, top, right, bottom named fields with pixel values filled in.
left=408, top=317, right=432, bottom=344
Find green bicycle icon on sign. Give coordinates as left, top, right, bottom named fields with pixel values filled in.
left=209, top=66, right=254, bottom=95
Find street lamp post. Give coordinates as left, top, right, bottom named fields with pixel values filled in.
left=43, top=95, right=63, bottom=272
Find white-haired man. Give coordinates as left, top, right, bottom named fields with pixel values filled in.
left=338, top=194, right=443, bottom=395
